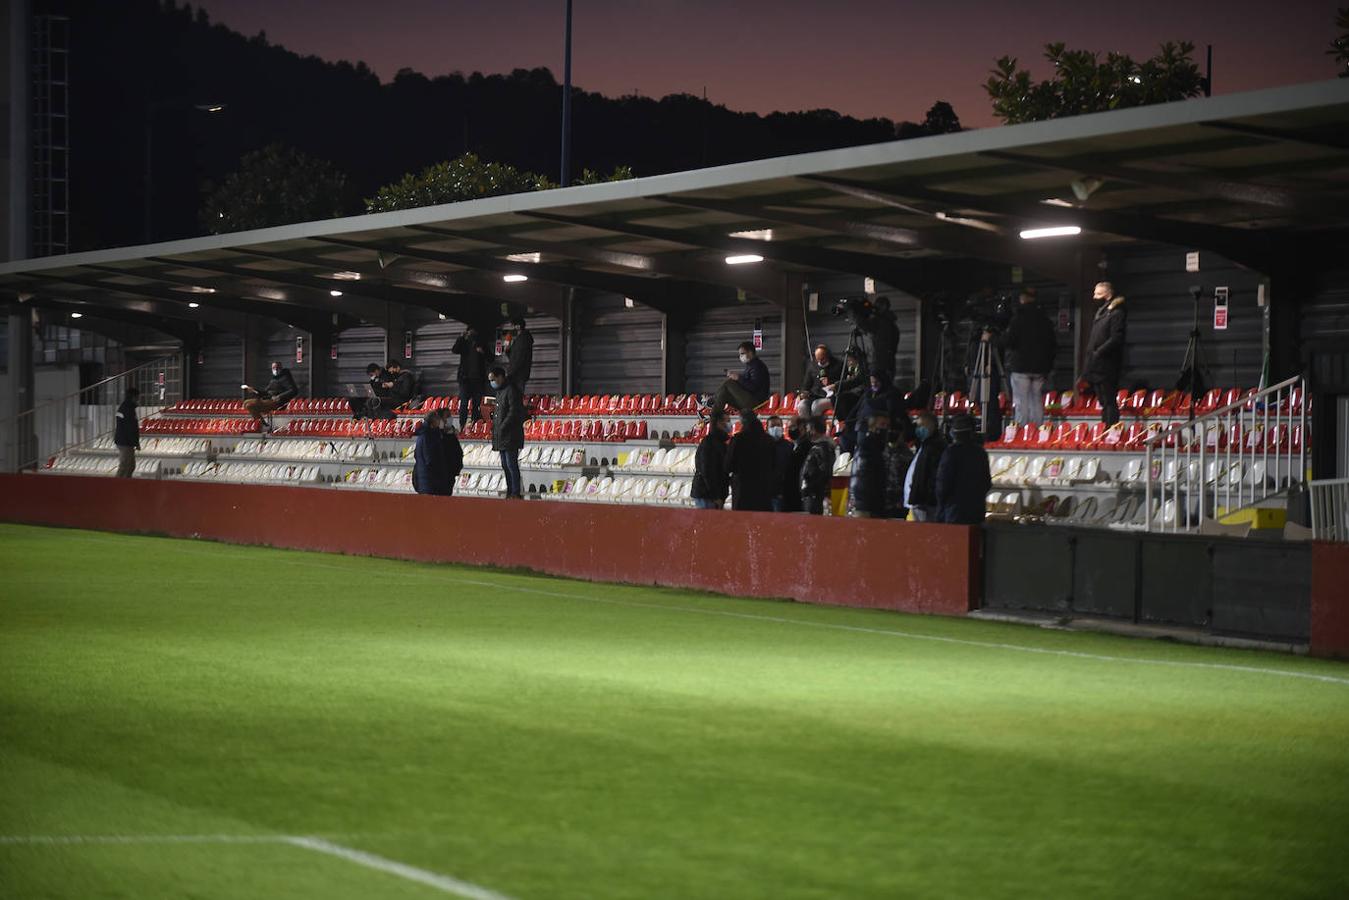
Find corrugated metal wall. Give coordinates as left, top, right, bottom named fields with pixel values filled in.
left=1300, top=269, right=1349, bottom=344
left=1105, top=245, right=1264, bottom=390
left=576, top=294, right=664, bottom=395
left=408, top=309, right=463, bottom=393
left=683, top=300, right=782, bottom=394
left=193, top=331, right=241, bottom=398
left=264, top=326, right=310, bottom=397
left=327, top=325, right=387, bottom=394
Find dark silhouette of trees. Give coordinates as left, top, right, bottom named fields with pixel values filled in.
left=1332, top=8, right=1349, bottom=77
left=202, top=144, right=351, bottom=233
left=984, top=42, right=1206, bottom=124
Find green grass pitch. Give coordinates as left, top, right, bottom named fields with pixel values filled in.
left=2, top=522, right=1347, bottom=899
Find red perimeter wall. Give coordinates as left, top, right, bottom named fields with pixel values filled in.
left=1311, top=542, right=1349, bottom=659
left=0, top=475, right=979, bottom=616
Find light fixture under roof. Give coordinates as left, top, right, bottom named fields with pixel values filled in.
left=329, top=290, right=344, bottom=297
left=1040, top=198, right=1076, bottom=208
left=505, top=252, right=542, bottom=263
left=502, top=274, right=529, bottom=283
left=175, top=285, right=217, bottom=294
left=725, top=254, right=764, bottom=265
left=1019, top=225, right=1081, bottom=240
left=329, top=270, right=362, bottom=281
left=188, top=302, right=200, bottom=308
left=728, top=229, right=773, bottom=241
left=70, top=312, right=83, bottom=318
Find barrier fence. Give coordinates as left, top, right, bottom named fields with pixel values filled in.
left=1310, top=478, right=1349, bottom=542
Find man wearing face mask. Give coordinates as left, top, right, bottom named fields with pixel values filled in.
left=1083, top=281, right=1127, bottom=426
left=936, top=414, right=991, bottom=524
left=725, top=411, right=777, bottom=512
left=503, top=317, right=534, bottom=392
left=796, top=344, right=843, bottom=419
left=488, top=365, right=526, bottom=499
left=691, top=410, right=731, bottom=509
left=765, top=415, right=798, bottom=512
left=242, top=361, right=299, bottom=430
left=850, top=411, right=891, bottom=518
left=902, top=411, right=947, bottom=522
left=704, top=341, right=771, bottom=420
left=799, top=416, right=837, bottom=516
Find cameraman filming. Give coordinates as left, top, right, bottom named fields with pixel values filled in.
left=995, top=288, right=1057, bottom=426
left=836, top=294, right=899, bottom=381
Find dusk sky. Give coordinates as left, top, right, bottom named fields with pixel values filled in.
left=197, top=0, right=1340, bottom=127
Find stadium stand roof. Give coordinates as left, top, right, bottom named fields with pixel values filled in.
left=3, top=79, right=1349, bottom=331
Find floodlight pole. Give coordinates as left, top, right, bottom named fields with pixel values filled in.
left=560, top=0, right=573, bottom=187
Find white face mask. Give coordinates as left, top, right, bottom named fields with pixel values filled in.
left=739, top=354, right=750, bottom=364
left=768, top=426, right=784, bottom=440
left=490, top=380, right=501, bottom=390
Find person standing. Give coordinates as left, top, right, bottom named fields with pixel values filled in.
left=834, top=348, right=869, bottom=454
left=412, top=409, right=452, bottom=496
left=1083, top=282, right=1127, bottom=426
left=796, top=344, right=842, bottom=419
left=489, top=365, right=526, bottom=499
left=691, top=411, right=731, bottom=509
left=725, top=411, right=777, bottom=512
left=766, top=415, right=799, bottom=512
left=504, top=317, right=534, bottom=392
left=849, top=411, right=890, bottom=518
left=440, top=415, right=465, bottom=496
left=997, top=287, right=1057, bottom=426
left=114, top=386, right=141, bottom=478
left=705, top=341, right=771, bottom=420
left=903, top=412, right=947, bottom=522
left=799, top=415, right=837, bottom=516
left=242, top=361, right=298, bottom=429
left=935, top=414, right=992, bottom=524
left=882, top=426, right=915, bottom=520
left=451, top=327, right=488, bottom=429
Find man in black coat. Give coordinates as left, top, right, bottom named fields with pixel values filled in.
left=882, top=428, right=915, bottom=520
left=766, top=415, right=800, bottom=512
left=114, top=386, right=140, bottom=478
left=796, top=343, right=843, bottom=419
left=440, top=416, right=465, bottom=495
left=243, top=361, right=298, bottom=428
left=384, top=360, right=416, bottom=409
left=799, top=415, right=836, bottom=516
left=725, top=411, right=777, bottom=512
left=1083, top=282, right=1127, bottom=426
left=451, top=327, right=488, bottom=428
left=504, top=317, right=534, bottom=392
left=860, top=295, right=901, bottom=380
left=997, top=288, right=1058, bottom=426
left=834, top=348, right=868, bottom=454
left=489, top=365, right=526, bottom=498
left=902, top=412, right=947, bottom=522
left=849, top=411, right=890, bottom=518
left=691, top=411, right=731, bottom=509
left=413, top=409, right=452, bottom=496
left=706, top=341, right=771, bottom=420
left=936, top=415, right=992, bottom=525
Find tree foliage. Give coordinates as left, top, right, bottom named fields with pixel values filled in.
left=365, top=154, right=634, bottom=212
left=921, top=101, right=962, bottom=134
left=984, top=42, right=1206, bottom=125
left=200, top=143, right=350, bottom=234
left=1332, top=7, right=1349, bottom=77
left=576, top=165, right=636, bottom=185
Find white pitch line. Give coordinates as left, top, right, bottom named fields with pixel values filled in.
left=0, top=833, right=517, bottom=900
left=282, top=836, right=517, bottom=900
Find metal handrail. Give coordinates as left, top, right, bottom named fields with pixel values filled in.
left=1310, top=478, right=1349, bottom=542
left=0, top=356, right=176, bottom=430
left=1144, top=375, right=1307, bottom=533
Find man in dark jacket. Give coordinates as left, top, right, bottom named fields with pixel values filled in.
left=996, top=288, right=1057, bottom=426
left=834, top=348, right=868, bottom=454
left=766, top=415, right=799, bottom=512
left=903, top=412, right=947, bottom=522
left=854, top=295, right=900, bottom=380
left=114, top=386, right=140, bottom=478
left=691, top=411, right=731, bottom=509
left=706, top=341, right=771, bottom=420
left=849, top=411, right=890, bottom=517
left=384, top=360, right=416, bottom=409
left=882, top=428, right=915, bottom=520
left=489, top=365, right=526, bottom=498
left=725, top=411, right=777, bottom=512
left=796, top=344, right=843, bottom=418
left=782, top=418, right=811, bottom=513
left=936, top=415, right=992, bottom=524
left=440, top=415, right=465, bottom=495
left=243, top=361, right=298, bottom=428
left=799, top=416, right=836, bottom=515
left=451, top=327, right=488, bottom=428
left=349, top=363, right=389, bottom=419
left=413, top=409, right=452, bottom=496
left=504, top=317, right=534, bottom=391
left=1083, top=282, right=1127, bottom=426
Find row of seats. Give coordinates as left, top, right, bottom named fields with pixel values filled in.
left=46, top=456, right=162, bottom=477
left=341, top=467, right=414, bottom=490
left=525, top=419, right=651, bottom=442
left=141, top=417, right=258, bottom=436
left=990, top=455, right=1287, bottom=492
left=548, top=475, right=695, bottom=506
left=178, top=461, right=323, bottom=484
left=986, top=491, right=1157, bottom=528
left=939, top=386, right=1303, bottom=420
left=88, top=435, right=211, bottom=456
left=226, top=438, right=377, bottom=463
left=273, top=418, right=421, bottom=438
left=987, top=421, right=1306, bottom=454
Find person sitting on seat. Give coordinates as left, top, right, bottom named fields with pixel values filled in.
left=725, top=410, right=777, bottom=512
left=691, top=410, right=731, bottom=510
left=384, top=360, right=416, bottom=409
left=799, top=415, right=836, bottom=516
left=936, top=414, right=992, bottom=524
left=705, top=341, right=770, bottom=420
left=349, top=363, right=389, bottom=419
left=413, top=408, right=452, bottom=496
left=796, top=343, right=843, bottom=419
left=243, top=361, right=298, bottom=430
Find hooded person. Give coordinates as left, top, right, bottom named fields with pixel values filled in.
left=798, top=415, right=837, bottom=515
left=412, top=409, right=452, bottom=496
left=1083, top=282, right=1127, bottom=426
left=935, top=414, right=992, bottom=525
left=725, top=410, right=778, bottom=512
left=691, top=410, right=732, bottom=509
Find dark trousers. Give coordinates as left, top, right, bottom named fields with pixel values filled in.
left=709, top=379, right=763, bottom=417
left=1092, top=378, right=1120, bottom=426
left=802, top=494, right=826, bottom=515
left=458, top=381, right=484, bottom=428
left=499, top=448, right=522, bottom=497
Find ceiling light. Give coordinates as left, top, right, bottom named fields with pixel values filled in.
left=438, top=313, right=447, bottom=320
left=502, top=274, right=529, bottom=283
left=329, top=271, right=362, bottom=281
left=1019, top=226, right=1081, bottom=240
left=505, top=252, right=542, bottom=263
left=725, top=254, right=764, bottom=265
left=728, top=229, right=773, bottom=241
left=188, top=302, right=200, bottom=308
left=70, top=312, right=82, bottom=318
left=1040, top=198, right=1075, bottom=208
left=329, top=290, right=344, bottom=297
left=1129, top=75, right=1142, bottom=84
left=175, top=285, right=216, bottom=294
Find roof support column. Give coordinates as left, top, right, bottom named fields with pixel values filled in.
left=307, top=326, right=334, bottom=398
left=4, top=307, right=36, bottom=473
left=384, top=303, right=409, bottom=367
left=241, top=315, right=272, bottom=392
left=779, top=273, right=807, bottom=399
left=662, top=307, right=691, bottom=397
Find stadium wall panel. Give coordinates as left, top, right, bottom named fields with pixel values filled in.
left=0, top=475, right=978, bottom=617
left=1311, top=541, right=1349, bottom=659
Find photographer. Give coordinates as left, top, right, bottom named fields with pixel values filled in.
left=834, top=348, right=868, bottom=453
left=796, top=344, right=843, bottom=419
left=837, top=295, right=899, bottom=380
left=995, top=288, right=1057, bottom=426
left=451, top=327, right=488, bottom=429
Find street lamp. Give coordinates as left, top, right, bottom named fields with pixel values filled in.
left=144, top=101, right=226, bottom=243
left=560, top=0, right=573, bottom=187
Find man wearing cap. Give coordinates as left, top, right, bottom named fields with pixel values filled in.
left=935, top=414, right=991, bottom=525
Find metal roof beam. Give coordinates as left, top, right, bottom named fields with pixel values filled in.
left=26, top=296, right=201, bottom=344
left=1199, top=121, right=1349, bottom=153
left=13, top=272, right=277, bottom=335
left=142, top=256, right=391, bottom=322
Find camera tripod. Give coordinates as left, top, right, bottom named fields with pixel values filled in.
left=969, top=332, right=1005, bottom=438
left=1175, top=286, right=1210, bottom=421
